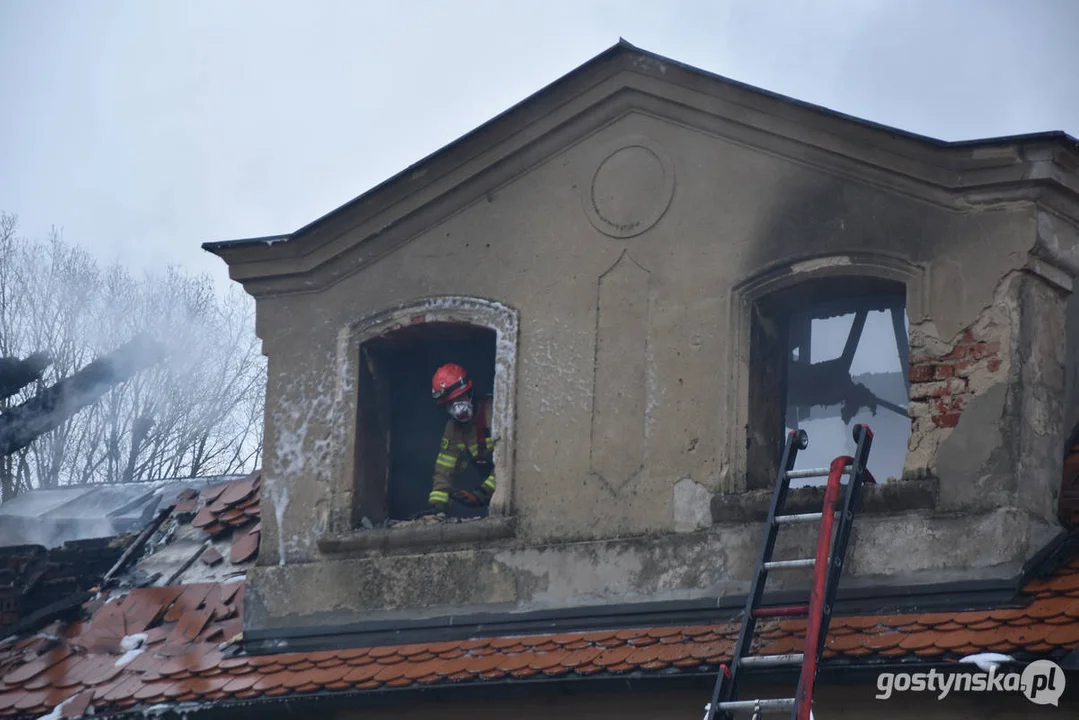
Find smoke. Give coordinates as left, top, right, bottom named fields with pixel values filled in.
left=0, top=212, right=266, bottom=497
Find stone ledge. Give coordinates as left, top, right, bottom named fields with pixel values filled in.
left=317, top=516, right=518, bottom=555
left=710, top=479, right=939, bottom=524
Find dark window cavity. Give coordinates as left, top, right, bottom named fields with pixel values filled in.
left=354, top=322, right=496, bottom=524
left=748, top=278, right=911, bottom=489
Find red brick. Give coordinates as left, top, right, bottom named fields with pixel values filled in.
left=987, top=357, right=1001, bottom=373
left=932, top=413, right=961, bottom=428
left=913, top=379, right=965, bottom=400
left=969, top=341, right=1001, bottom=361
left=934, top=364, right=955, bottom=380
left=910, top=365, right=935, bottom=383
left=933, top=396, right=967, bottom=414
left=942, top=344, right=969, bottom=361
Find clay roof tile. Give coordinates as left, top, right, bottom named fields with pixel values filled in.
left=593, top=646, right=635, bottom=668
left=230, top=532, right=259, bottom=564
left=828, top=633, right=869, bottom=652
left=1045, top=623, right=1079, bottom=646
left=60, top=689, right=93, bottom=719
left=1027, top=596, right=1075, bottom=619
left=2, top=648, right=73, bottom=686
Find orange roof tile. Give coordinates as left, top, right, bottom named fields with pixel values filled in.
left=2, top=555, right=1076, bottom=718
left=2, top=471, right=1079, bottom=718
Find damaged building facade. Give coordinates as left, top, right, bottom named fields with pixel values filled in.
left=2, top=41, right=1079, bottom=719
left=209, top=41, right=1079, bottom=640
left=205, top=41, right=1079, bottom=715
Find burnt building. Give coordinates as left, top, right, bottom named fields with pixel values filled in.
left=1, top=40, right=1078, bottom=719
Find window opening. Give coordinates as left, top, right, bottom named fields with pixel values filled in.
left=783, top=286, right=910, bottom=487
left=355, top=322, right=497, bottom=525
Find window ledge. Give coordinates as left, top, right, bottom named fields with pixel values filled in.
left=318, top=516, right=517, bottom=555
left=711, top=478, right=939, bottom=524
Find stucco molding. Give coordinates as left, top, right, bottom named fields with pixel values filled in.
left=722, top=252, right=928, bottom=493
left=329, top=295, right=521, bottom=536
left=208, top=49, right=1079, bottom=297
left=580, top=134, right=676, bottom=239
left=1033, top=209, right=1079, bottom=288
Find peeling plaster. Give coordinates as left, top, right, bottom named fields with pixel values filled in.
left=673, top=478, right=712, bottom=533
left=265, top=350, right=353, bottom=564
left=905, top=271, right=1018, bottom=478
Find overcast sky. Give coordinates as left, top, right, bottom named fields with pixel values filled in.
left=2, top=1, right=1077, bottom=286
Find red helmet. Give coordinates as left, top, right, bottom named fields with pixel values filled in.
left=432, top=363, right=472, bottom=405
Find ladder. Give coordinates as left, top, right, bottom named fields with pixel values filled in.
left=705, top=424, right=876, bottom=720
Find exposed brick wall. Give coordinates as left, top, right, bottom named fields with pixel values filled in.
left=0, top=545, right=45, bottom=631
left=0, top=537, right=127, bottom=633
left=908, top=331, right=1003, bottom=430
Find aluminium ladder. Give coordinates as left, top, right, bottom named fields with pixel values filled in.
left=705, top=424, right=876, bottom=720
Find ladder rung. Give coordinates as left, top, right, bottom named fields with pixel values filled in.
left=751, top=605, right=809, bottom=619
left=786, top=467, right=851, bottom=479
left=715, top=698, right=796, bottom=713
left=740, top=653, right=804, bottom=668
left=763, top=558, right=814, bottom=571
left=774, top=511, right=825, bottom=525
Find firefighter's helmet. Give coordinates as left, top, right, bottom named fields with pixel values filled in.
left=432, top=363, right=472, bottom=405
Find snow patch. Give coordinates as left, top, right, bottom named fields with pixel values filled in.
left=114, top=647, right=144, bottom=667
left=120, top=633, right=147, bottom=652
left=114, top=633, right=148, bottom=667
left=959, top=652, right=1014, bottom=672
left=34, top=695, right=76, bottom=720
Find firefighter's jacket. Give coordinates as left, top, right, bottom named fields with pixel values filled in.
left=429, top=395, right=496, bottom=507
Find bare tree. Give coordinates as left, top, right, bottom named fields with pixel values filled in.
left=0, top=212, right=265, bottom=497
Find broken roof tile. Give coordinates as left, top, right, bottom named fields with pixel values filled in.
left=174, top=498, right=199, bottom=515
left=203, top=521, right=230, bottom=538
left=1, top=648, right=72, bottom=686
left=200, top=546, right=224, bottom=567
left=200, top=483, right=228, bottom=503
left=190, top=507, right=216, bottom=529
left=61, top=689, right=93, bottom=718
left=230, top=532, right=259, bottom=564
left=162, top=583, right=213, bottom=623
left=2, top=472, right=1078, bottom=718
left=217, top=476, right=258, bottom=507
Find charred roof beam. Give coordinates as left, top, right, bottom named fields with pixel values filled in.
left=0, top=334, right=164, bottom=458
left=0, top=352, right=52, bottom=401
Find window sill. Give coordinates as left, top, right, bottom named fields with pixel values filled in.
left=318, top=515, right=517, bottom=555
left=710, top=478, right=938, bottom=524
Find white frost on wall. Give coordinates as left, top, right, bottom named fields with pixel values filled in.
left=266, top=348, right=355, bottom=564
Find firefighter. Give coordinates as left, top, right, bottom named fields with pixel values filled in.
left=427, top=363, right=497, bottom=514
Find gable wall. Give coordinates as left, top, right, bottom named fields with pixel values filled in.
left=241, top=102, right=1074, bottom=638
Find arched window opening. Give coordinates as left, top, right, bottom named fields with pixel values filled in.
left=356, top=322, right=497, bottom=524
left=750, top=277, right=912, bottom=488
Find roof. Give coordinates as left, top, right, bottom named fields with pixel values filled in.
left=0, top=476, right=245, bottom=549
left=1, top=554, right=1078, bottom=717
left=202, top=39, right=1079, bottom=254
left=1, top=472, right=1079, bottom=717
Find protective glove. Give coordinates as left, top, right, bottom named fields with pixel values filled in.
left=450, top=489, right=489, bottom=507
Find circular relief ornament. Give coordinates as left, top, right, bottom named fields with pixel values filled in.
left=583, top=135, right=675, bottom=239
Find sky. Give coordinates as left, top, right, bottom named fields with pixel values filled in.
left=2, top=0, right=1078, bottom=286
